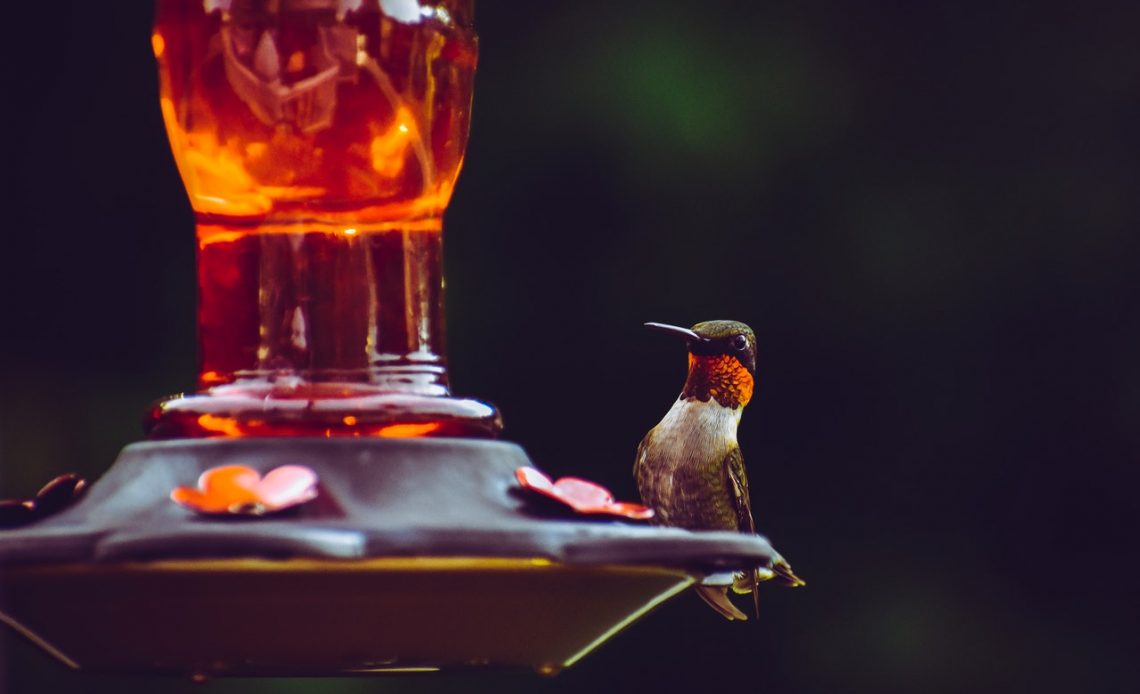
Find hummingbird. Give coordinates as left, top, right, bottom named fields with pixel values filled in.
left=635, top=320, right=804, bottom=621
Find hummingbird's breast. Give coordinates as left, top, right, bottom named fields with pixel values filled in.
left=635, top=397, right=742, bottom=530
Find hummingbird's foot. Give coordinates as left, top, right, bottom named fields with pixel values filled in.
left=731, top=559, right=806, bottom=594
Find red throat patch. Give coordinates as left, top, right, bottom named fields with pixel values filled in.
left=683, top=354, right=755, bottom=408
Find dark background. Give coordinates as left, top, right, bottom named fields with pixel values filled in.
left=1, top=1, right=1138, bottom=692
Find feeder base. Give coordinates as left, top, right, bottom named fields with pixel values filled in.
left=0, top=557, right=691, bottom=676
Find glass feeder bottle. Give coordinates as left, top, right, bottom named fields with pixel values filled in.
left=147, top=0, right=499, bottom=439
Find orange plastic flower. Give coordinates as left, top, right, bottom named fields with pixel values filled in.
left=515, top=467, right=654, bottom=520
left=171, top=465, right=318, bottom=516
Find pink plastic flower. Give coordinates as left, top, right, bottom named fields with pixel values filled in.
left=171, top=465, right=319, bottom=516
left=515, top=467, right=654, bottom=520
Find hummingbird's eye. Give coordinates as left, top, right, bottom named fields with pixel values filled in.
left=732, top=335, right=748, bottom=351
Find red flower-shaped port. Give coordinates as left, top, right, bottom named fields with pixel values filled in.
left=171, top=465, right=319, bottom=516
left=515, top=467, right=654, bottom=520
left=0, top=474, right=88, bottom=529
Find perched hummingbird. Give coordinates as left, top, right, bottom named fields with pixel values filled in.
left=635, top=320, right=804, bottom=621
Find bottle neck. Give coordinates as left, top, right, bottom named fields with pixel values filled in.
left=195, top=219, right=448, bottom=394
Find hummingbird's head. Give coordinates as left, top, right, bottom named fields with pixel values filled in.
left=645, top=320, right=757, bottom=408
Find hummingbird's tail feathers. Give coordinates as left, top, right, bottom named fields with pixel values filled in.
left=772, top=558, right=806, bottom=587
left=695, top=585, right=749, bottom=621
left=722, top=570, right=762, bottom=618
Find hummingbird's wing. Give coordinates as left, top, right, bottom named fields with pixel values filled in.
left=723, top=446, right=761, bottom=617
left=724, top=446, right=755, bottom=534
left=725, top=448, right=806, bottom=590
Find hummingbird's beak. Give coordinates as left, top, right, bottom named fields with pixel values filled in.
left=644, top=322, right=702, bottom=342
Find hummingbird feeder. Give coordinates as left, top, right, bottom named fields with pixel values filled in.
left=0, top=0, right=783, bottom=678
